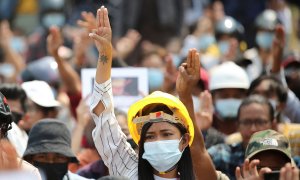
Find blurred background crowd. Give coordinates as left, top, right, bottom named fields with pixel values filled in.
left=0, top=0, right=300, bottom=179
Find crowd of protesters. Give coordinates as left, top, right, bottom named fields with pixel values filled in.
left=0, top=0, right=300, bottom=179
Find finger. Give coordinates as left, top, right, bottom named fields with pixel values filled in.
left=87, top=12, right=96, bottom=21
left=200, top=90, right=212, bottom=110
left=285, top=163, right=293, bottom=180
left=96, top=8, right=101, bottom=29
left=249, top=159, right=260, bottom=176
left=127, top=29, right=141, bottom=41
left=179, top=66, right=189, bottom=79
left=181, top=63, right=187, bottom=68
left=89, top=32, right=106, bottom=44
left=243, top=159, right=250, bottom=177
left=280, top=166, right=286, bottom=180
left=292, top=167, right=299, bottom=180
left=100, top=6, right=105, bottom=29
left=104, top=8, right=111, bottom=29
left=235, top=166, right=243, bottom=180
left=206, top=91, right=213, bottom=110
left=195, top=52, right=201, bottom=72
left=187, top=49, right=192, bottom=68
left=165, top=55, right=174, bottom=73
left=259, top=167, right=272, bottom=179
left=275, top=25, right=285, bottom=41
left=77, top=20, right=89, bottom=28
left=189, top=49, right=194, bottom=69
left=83, top=11, right=92, bottom=20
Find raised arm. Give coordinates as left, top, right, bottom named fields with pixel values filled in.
left=47, top=26, right=82, bottom=95
left=89, top=6, right=138, bottom=178
left=176, top=49, right=217, bottom=180
left=88, top=6, right=113, bottom=115
left=0, top=21, right=26, bottom=82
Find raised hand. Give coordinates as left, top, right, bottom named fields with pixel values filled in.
left=76, top=97, right=91, bottom=128
left=279, top=163, right=299, bottom=180
left=89, top=6, right=112, bottom=64
left=115, top=29, right=141, bottom=60
left=176, top=49, right=200, bottom=96
left=77, top=11, right=97, bottom=32
left=161, top=55, right=177, bottom=93
left=236, top=159, right=271, bottom=180
left=47, top=26, right=63, bottom=56
left=195, top=90, right=213, bottom=130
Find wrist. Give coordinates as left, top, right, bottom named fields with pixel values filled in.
left=178, top=93, right=192, bottom=101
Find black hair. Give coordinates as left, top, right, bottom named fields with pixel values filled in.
left=0, top=113, right=12, bottom=138
left=247, top=75, right=288, bottom=103
left=0, top=83, right=27, bottom=112
left=137, top=104, right=195, bottom=180
left=237, top=94, right=274, bottom=122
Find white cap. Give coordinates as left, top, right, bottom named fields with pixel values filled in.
left=209, top=62, right=250, bottom=91
left=21, top=80, right=60, bottom=107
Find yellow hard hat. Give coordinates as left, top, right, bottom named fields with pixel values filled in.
left=127, top=91, right=194, bottom=146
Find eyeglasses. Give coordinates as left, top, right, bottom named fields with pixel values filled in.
left=239, top=119, right=270, bottom=127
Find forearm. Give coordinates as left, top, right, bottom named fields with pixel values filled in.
left=71, top=124, right=85, bottom=154
left=3, top=47, right=25, bottom=74
left=95, top=44, right=113, bottom=84
left=179, top=94, right=217, bottom=180
left=53, top=52, right=82, bottom=94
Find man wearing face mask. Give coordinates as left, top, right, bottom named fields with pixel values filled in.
left=215, top=16, right=246, bottom=63
left=209, top=61, right=250, bottom=135
left=23, top=119, right=93, bottom=180
left=244, top=9, right=281, bottom=81
left=208, top=95, right=277, bottom=179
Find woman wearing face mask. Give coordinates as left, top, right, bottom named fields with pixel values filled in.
left=89, top=6, right=222, bottom=180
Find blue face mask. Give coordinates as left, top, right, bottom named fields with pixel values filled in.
left=142, top=138, right=184, bottom=173
left=255, top=32, right=274, bottom=50
left=201, top=54, right=220, bottom=70
left=42, top=13, right=66, bottom=28
left=215, top=98, right=242, bottom=119
left=218, top=41, right=230, bottom=55
left=148, top=68, right=164, bottom=92
left=199, top=34, right=216, bottom=51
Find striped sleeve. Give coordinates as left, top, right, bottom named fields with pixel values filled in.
left=90, top=79, right=138, bottom=179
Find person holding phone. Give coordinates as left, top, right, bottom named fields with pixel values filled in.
left=235, top=129, right=299, bottom=180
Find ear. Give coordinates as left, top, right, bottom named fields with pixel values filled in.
left=180, top=133, right=190, bottom=150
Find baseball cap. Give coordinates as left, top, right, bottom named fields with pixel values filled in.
left=128, top=91, right=194, bottom=145
left=23, top=119, right=78, bottom=162
left=21, top=80, right=60, bottom=107
left=245, top=129, right=292, bottom=162
left=209, top=62, right=250, bottom=91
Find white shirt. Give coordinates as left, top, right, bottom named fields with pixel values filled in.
left=7, top=122, right=28, bottom=156
left=90, top=79, right=139, bottom=179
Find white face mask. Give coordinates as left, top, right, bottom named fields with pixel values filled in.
left=215, top=98, right=242, bottom=119
left=142, top=138, right=184, bottom=173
